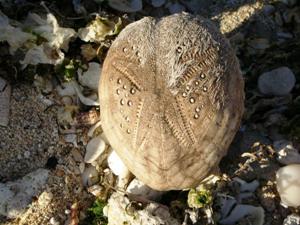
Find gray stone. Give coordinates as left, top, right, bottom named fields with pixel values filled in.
left=126, top=179, right=164, bottom=201
left=258, top=67, right=296, bottom=96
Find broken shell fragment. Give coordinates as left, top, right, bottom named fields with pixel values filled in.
left=87, top=184, right=103, bottom=197
left=276, top=164, right=300, bottom=207
left=81, top=165, right=99, bottom=187
left=126, top=179, right=164, bottom=201
left=78, top=62, right=101, bottom=91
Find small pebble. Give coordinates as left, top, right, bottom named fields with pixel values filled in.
left=258, top=67, right=296, bottom=96
left=38, top=191, right=53, bottom=207
left=24, top=151, right=30, bottom=158
left=84, top=136, right=106, bottom=163
left=107, top=150, right=129, bottom=178
left=273, top=140, right=300, bottom=165
left=276, top=164, right=300, bottom=207
left=126, top=179, right=164, bottom=201
left=71, top=148, right=83, bottom=162
left=79, top=162, right=85, bottom=173
left=283, top=214, right=300, bottom=225
left=81, top=165, right=99, bottom=187
left=78, top=62, right=101, bottom=91
left=50, top=217, right=59, bottom=225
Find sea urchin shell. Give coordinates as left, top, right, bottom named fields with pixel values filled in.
left=99, top=13, right=244, bottom=191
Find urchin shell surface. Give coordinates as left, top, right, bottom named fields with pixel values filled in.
left=99, top=13, right=244, bottom=191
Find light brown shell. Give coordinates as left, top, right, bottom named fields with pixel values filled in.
left=99, top=13, right=244, bottom=191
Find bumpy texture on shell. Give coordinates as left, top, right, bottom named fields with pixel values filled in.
left=99, top=13, right=244, bottom=191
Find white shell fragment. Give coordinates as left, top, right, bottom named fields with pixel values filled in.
left=219, top=204, right=265, bottom=225
left=283, top=214, right=300, bottom=225
left=37, top=191, right=53, bottom=207
left=108, top=0, right=142, bottom=12
left=107, top=150, right=130, bottom=178
left=258, top=67, right=296, bottom=96
left=106, top=192, right=180, bottom=225
left=273, top=140, right=300, bottom=165
left=78, top=62, right=101, bottom=91
left=56, top=81, right=78, bottom=97
left=0, top=169, right=49, bottom=218
left=56, top=80, right=99, bottom=106
left=87, top=121, right=102, bottom=137
left=126, top=179, right=164, bottom=201
left=81, top=165, right=99, bottom=187
left=71, top=148, right=84, bottom=162
left=87, top=184, right=103, bottom=197
left=84, top=136, right=106, bottom=163
left=78, top=16, right=122, bottom=43
left=0, top=10, right=35, bottom=54
left=27, top=13, right=76, bottom=51
left=276, top=164, right=300, bottom=207
left=20, top=44, right=65, bottom=66
left=73, top=82, right=99, bottom=106
left=0, top=77, right=11, bottom=126
left=33, top=74, right=53, bottom=94
left=21, top=13, right=76, bottom=67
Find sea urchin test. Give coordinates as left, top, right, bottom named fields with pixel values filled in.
left=99, top=13, right=244, bottom=191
